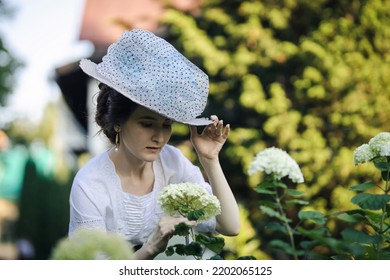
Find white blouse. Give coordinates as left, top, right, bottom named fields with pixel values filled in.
left=69, top=144, right=216, bottom=246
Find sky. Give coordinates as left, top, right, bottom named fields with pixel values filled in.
left=0, top=0, right=93, bottom=125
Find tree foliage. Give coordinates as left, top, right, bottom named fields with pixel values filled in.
left=163, top=0, right=390, bottom=257
left=0, top=1, right=20, bottom=106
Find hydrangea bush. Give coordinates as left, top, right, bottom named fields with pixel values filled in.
left=250, top=136, right=390, bottom=260
left=50, top=228, right=134, bottom=260
left=249, top=147, right=328, bottom=260
left=333, top=132, right=390, bottom=259
left=354, top=132, right=390, bottom=164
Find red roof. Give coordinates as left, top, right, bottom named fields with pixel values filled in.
left=79, top=0, right=201, bottom=48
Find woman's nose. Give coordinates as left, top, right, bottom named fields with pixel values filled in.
left=152, top=128, right=164, bottom=143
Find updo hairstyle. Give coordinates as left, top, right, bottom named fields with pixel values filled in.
left=95, top=83, right=139, bottom=144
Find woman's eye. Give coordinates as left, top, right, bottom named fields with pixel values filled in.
left=139, top=121, right=172, bottom=129
left=140, top=122, right=152, bottom=128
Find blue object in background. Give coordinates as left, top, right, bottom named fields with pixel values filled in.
left=0, top=145, right=29, bottom=202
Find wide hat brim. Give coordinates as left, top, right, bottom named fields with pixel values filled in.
left=81, top=59, right=213, bottom=126
left=80, top=31, right=213, bottom=126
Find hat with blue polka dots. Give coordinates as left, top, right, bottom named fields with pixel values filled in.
left=80, top=29, right=212, bottom=126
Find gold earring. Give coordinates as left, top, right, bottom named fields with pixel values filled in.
left=115, top=128, right=120, bottom=152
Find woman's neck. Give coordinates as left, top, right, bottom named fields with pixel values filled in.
left=108, top=148, right=154, bottom=195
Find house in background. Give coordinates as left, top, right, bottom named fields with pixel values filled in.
left=55, top=0, right=201, bottom=155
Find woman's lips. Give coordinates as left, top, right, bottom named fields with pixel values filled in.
left=146, top=146, right=161, bottom=151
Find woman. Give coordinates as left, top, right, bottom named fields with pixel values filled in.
left=69, top=29, right=240, bottom=259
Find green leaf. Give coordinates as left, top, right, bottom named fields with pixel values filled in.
left=171, top=244, right=186, bottom=256
left=206, top=237, right=225, bottom=253
left=184, top=242, right=203, bottom=257
left=386, top=204, right=390, bottom=217
left=298, top=210, right=327, bottom=225
left=285, top=199, right=309, bottom=205
left=257, top=181, right=276, bottom=189
left=382, top=170, right=390, bottom=181
left=334, top=212, right=364, bottom=223
left=299, top=240, right=319, bottom=251
left=254, top=185, right=277, bottom=194
left=382, top=234, right=390, bottom=243
left=285, top=189, right=305, bottom=197
left=176, top=245, right=187, bottom=257
left=187, top=209, right=205, bottom=221
left=298, top=227, right=358, bottom=256
left=377, top=251, right=390, bottom=260
left=350, top=181, right=376, bottom=192
left=268, top=239, right=290, bottom=250
left=258, top=200, right=279, bottom=209
left=374, top=161, right=390, bottom=171
left=257, top=180, right=286, bottom=189
left=237, top=255, right=257, bottom=260
left=165, top=246, right=175, bottom=256
left=265, top=222, right=289, bottom=235
left=176, top=204, right=189, bottom=213
left=332, top=209, right=369, bottom=218
left=174, top=222, right=191, bottom=236
left=351, top=193, right=390, bottom=210
left=167, top=243, right=202, bottom=257
left=332, top=209, right=382, bottom=225
left=299, top=226, right=329, bottom=237
left=269, top=239, right=305, bottom=256
left=361, top=244, right=383, bottom=259
left=195, top=233, right=210, bottom=243
left=341, top=228, right=382, bottom=245
left=272, top=181, right=288, bottom=189
left=195, top=233, right=225, bottom=254
left=346, top=243, right=370, bottom=259
left=260, top=205, right=291, bottom=222
left=209, top=254, right=224, bottom=260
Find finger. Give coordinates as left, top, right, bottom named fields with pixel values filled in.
left=184, top=220, right=197, bottom=227
left=222, top=123, right=230, bottom=138
left=216, top=120, right=224, bottom=135
left=175, top=217, right=197, bottom=226
left=204, top=122, right=215, bottom=135
left=210, top=115, right=219, bottom=123
left=159, top=223, right=175, bottom=235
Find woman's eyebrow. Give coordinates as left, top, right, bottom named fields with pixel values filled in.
left=137, top=116, right=157, bottom=120
left=137, top=116, right=172, bottom=122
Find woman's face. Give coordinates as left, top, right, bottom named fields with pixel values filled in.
left=118, top=106, right=173, bottom=162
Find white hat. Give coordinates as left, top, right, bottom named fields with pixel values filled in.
left=80, top=29, right=212, bottom=126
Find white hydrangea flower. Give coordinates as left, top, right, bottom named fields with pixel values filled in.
left=354, top=132, right=390, bottom=165
left=368, top=132, right=390, bottom=156
left=379, top=142, right=390, bottom=157
left=353, top=144, right=375, bottom=165
left=51, top=228, right=134, bottom=260
left=248, top=147, right=304, bottom=183
left=157, top=183, right=221, bottom=221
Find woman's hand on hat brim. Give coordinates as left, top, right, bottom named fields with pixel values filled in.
left=189, top=115, right=230, bottom=161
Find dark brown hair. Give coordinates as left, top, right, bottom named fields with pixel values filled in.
left=95, top=83, right=139, bottom=144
